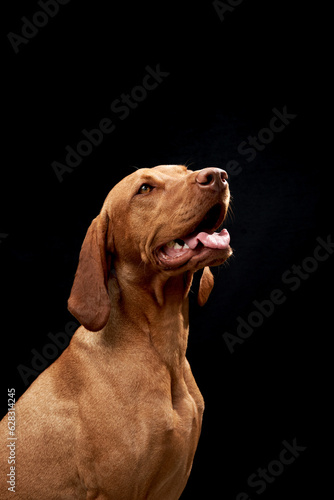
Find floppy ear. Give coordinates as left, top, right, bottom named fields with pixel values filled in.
left=68, top=212, right=111, bottom=331
left=197, top=266, right=214, bottom=306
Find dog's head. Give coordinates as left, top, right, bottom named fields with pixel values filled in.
left=68, top=165, right=232, bottom=331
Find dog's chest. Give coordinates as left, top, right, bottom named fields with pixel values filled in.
left=77, top=374, right=203, bottom=498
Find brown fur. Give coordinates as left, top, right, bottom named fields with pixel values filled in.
left=0, top=165, right=232, bottom=499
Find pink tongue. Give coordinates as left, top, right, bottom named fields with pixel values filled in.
left=184, top=228, right=230, bottom=250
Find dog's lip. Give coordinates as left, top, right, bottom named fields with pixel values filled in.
left=156, top=245, right=195, bottom=268
left=154, top=203, right=230, bottom=269
left=155, top=232, right=231, bottom=270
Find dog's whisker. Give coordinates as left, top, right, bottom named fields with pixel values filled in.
left=184, top=159, right=195, bottom=169
left=226, top=201, right=235, bottom=224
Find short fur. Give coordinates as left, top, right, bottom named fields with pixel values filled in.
left=0, top=165, right=232, bottom=499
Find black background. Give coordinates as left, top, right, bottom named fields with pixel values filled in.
left=1, top=1, right=331, bottom=498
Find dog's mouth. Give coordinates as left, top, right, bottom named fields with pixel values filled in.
left=156, top=203, right=231, bottom=270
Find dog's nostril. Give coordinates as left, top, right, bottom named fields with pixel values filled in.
left=220, top=171, right=228, bottom=183
left=203, top=174, right=213, bottom=185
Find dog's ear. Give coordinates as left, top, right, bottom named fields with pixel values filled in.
left=68, top=211, right=111, bottom=331
left=197, top=266, right=214, bottom=306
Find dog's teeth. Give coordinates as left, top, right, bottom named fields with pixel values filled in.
left=165, top=240, right=189, bottom=250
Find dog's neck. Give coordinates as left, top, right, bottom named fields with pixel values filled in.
left=104, top=269, right=193, bottom=372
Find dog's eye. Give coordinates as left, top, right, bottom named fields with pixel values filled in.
left=138, top=184, right=154, bottom=195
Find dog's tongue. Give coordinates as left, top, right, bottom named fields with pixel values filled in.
left=184, top=228, right=230, bottom=250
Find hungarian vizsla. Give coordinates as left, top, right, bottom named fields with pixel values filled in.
left=1, top=164, right=232, bottom=499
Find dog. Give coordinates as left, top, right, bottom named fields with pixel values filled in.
left=0, top=164, right=232, bottom=499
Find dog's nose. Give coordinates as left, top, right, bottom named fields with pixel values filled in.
left=196, top=168, right=228, bottom=190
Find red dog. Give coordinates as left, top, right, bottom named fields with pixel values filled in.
left=1, top=165, right=232, bottom=499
